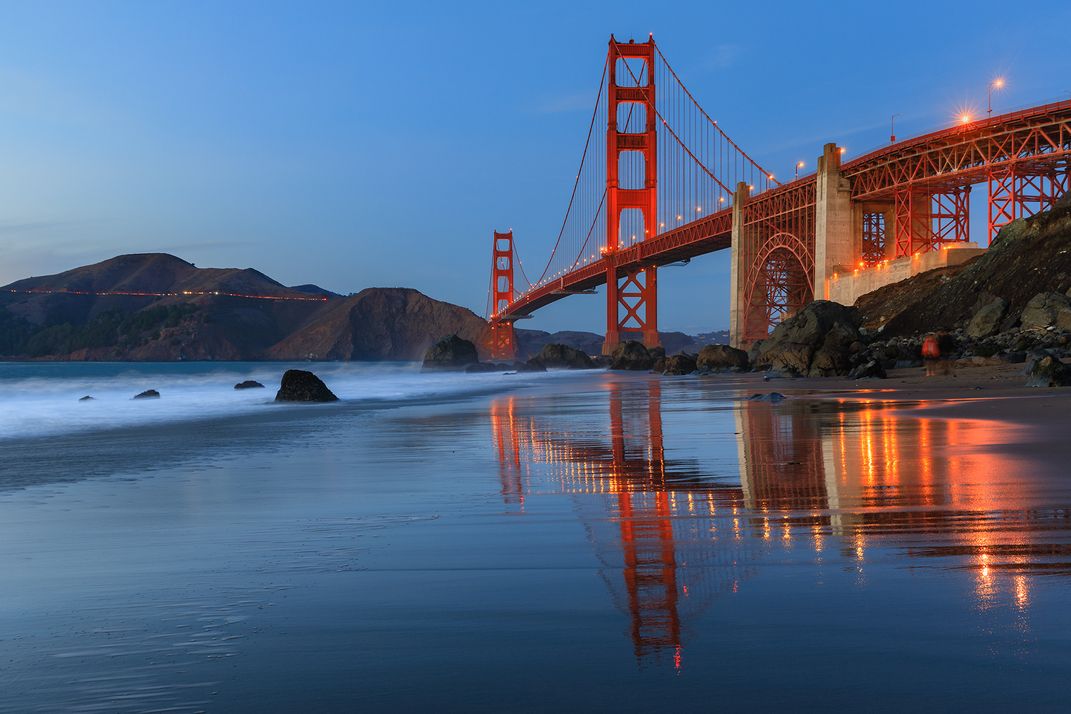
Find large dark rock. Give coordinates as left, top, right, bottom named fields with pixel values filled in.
left=662, top=353, right=697, bottom=375
left=275, top=369, right=339, bottom=402
left=752, top=301, right=862, bottom=377
left=78, top=395, right=94, bottom=402
left=697, top=344, right=749, bottom=372
left=967, top=297, right=1007, bottom=339
left=234, top=380, right=265, bottom=390
left=133, top=389, right=160, bottom=399
left=535, top=343, right=596, bottom=369
left=516, top=359, right=547, bottom=373
left=1025, top=355, right=1071, bottom=387
left=848, top=359, right=887, bottom=380
left=1020, top=292, right=1071, bottom=332
left=609, top=341, right=655, bottom=370
left=422, top=335, right=479, bottom=370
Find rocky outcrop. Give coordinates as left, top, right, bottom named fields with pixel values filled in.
left=234, top=380, right=265, bottom=390
left=78, top=395, right=94, bottom=402
left=609, top=341, right=656, bottom=370
left=1020, top=292, right=1071, bottom=332
left=422, top=335, right=479, bottom=370
left=275, top=369, right=339, bottom=402
left=534, top=343, right=596, bottom=369
left=696, top=344, right=749, bottom=372
left=855, top=196, right=1071, bottom=336
left=662, top=353, right=697, bottom=375
left=133, top=389, right=160, bottom=399
left=1025, top=355, right=1071, bottom=387
left=966, top=296, right=1007, bottom=338
left=752, top=301, right=861, bottom=377
left=848, top=359, right=887, bottom=379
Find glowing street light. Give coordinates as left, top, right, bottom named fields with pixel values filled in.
left=795, top=160, right=804, bottom=180
left=960, top=112, right=972, bottom=125
left=988, top=77, right=1005, bottom=116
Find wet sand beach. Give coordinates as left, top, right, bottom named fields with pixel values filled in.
left=2, top=363, right=1071, bottom=711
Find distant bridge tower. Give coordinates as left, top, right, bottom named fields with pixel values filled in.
left=489, top=230, right=517, bottom=361
left=604, top=36, right=659, bottom=354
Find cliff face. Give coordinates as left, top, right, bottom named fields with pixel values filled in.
left=0, top=254, right=489, bottom=361
left=267, top=288, right=488, bottom=361
left=855, top=193, right=1071, bottom=335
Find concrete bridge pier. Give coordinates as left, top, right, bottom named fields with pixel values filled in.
left=814, top=143, right=853, bottom=300
left=728, top=182, right=749, bottom=347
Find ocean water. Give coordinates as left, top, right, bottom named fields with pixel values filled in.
left=1, top=363, right=1070, bottom=711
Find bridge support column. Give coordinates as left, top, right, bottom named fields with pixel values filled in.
left=604, top=263, right=621, bottom=354
left=814, top=143, right=853, bottom=300
left=603, top=264, right=659, bottom=354
left=729, top=182, right=749, bottom=348
left=603, top=36, right=659, bottom=356
left=488, top=230, right=517, bottom=361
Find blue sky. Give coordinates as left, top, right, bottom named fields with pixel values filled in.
left=3, top=1, right=1071, bottom=332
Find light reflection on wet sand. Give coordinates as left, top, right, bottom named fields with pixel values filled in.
left=490, top=377, right=1071, bottom=668
left=4, top=370, right=1071, bottom=710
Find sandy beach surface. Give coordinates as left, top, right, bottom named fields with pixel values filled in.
left=1, top=361, right=1070, bottom=712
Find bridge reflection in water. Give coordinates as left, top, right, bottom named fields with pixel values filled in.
left=489, top=380, right=1067, bottom=666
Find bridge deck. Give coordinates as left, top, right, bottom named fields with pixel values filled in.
left=496, top=98, right=1071, bottom=324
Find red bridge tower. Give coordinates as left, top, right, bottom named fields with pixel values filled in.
left=489, top=230, right=517, bottom=361
left=604, top=36, right=659, bottom=354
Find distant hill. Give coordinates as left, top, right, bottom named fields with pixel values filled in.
left=289, top=284, right=340, bottom=298
left=0, top=253, right=731, bottom=361
left=0, top=254, right=487, bottom=361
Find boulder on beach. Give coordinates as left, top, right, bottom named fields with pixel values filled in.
left=662, top=353, right=697, bottom=375
left=422, top=335, right=479, bottom=370
left=534, top=343, right=596, bottom=369
left=1020, top=292, right=1071, bottom=332
left=1025, top=355, right=1071, bottom=387
left=234, top=380, right=265, bottom=390
left=752, top=301, right=861, bottom=377
left=133, top=389, right=160, bottom=400
left=696, top=344, right=749, bottom=372
left=609, top=341, right=655, bottom=370
left=275, top=369, right=339, bottom=402
left=966, top=297, right=1007, bottom=338
left=848, top=359, right=887, bottom=380
left=78, top=395, right=95, bottom=402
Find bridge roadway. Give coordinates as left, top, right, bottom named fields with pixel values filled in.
left=497, top=97, right=1071, bottom=328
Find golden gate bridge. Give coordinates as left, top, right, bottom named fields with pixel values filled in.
left=486, top=35, right=1071, bottom=357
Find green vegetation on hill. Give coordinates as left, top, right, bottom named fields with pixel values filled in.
left=0, top=304, right=198, bottom=357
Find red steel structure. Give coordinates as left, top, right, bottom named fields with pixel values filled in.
left=488, top=230, right=517, bottom=361
left=487, top=36, right=1071, bottom=349
left=605, top=38, right=659, bottom=350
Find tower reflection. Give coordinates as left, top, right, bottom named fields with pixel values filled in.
left=489, top=380, right=1071, bottom=666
